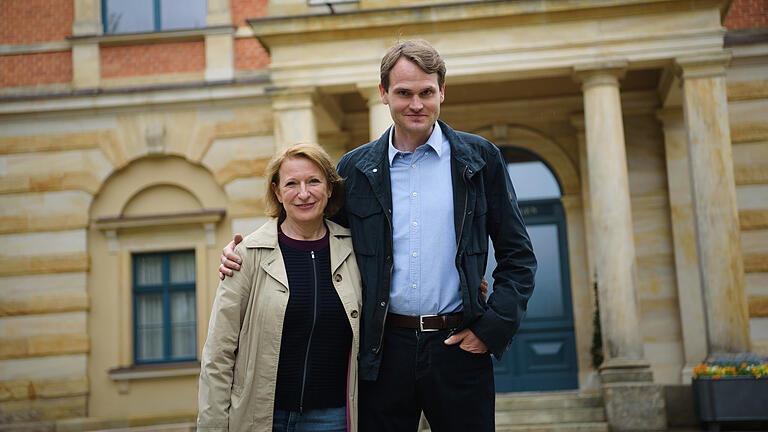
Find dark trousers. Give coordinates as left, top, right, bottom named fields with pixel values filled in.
left=359, top=327, right=495, bottom=432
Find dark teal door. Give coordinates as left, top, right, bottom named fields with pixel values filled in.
left=485, top=149, right=579, bottom=392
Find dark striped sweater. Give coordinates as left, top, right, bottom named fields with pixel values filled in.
left=274, top=229, right=352, bottom=412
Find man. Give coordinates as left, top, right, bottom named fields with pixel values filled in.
left=219, top=39, right=536, bottom=432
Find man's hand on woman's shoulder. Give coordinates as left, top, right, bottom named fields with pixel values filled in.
left=218, top=234, right=243, bottom=280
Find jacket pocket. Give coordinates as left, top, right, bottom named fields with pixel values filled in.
left=346, top=196, right=383, bottom=256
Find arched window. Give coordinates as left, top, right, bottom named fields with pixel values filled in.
left=502, top=148, right=561, bottom=201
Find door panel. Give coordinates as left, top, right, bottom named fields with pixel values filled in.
left=486, top=199, right=578, bottom=392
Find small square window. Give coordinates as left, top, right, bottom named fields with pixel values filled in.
left=103, top=0, right=207, bottom=34
left=133, top=250, right=197, bottom=364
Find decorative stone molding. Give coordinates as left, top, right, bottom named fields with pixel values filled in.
left=93, top=209, right=225, bottom=252
left=94, top=209, right=225, bottom=231
left=145, top=123, right=166, bottom=154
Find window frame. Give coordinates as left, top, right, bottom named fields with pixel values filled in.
left=102, top=0, right=206, bottom=34
left=132, top=249, right=197, bottom=365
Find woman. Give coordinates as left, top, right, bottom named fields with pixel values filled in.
left=198, top=143, right=362, bottom=432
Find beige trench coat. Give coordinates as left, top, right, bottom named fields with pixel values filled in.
left=197, top=218, right=362, bottom=432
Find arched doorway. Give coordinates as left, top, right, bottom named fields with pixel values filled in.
left=485, top=148, right=579, bottom=392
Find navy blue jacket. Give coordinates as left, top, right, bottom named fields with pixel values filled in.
left=335, top=120, right=537, bottom=381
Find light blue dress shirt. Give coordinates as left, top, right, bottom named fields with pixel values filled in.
left=387, top=123, right=462, bottom=316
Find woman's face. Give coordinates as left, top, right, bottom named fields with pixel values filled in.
left=272, top=156, right=330, bottom=226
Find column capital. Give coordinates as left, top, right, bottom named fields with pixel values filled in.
left=675, top=51, right=732, bottom=80
left=572, top=59, right=628, bottom=89
left=269, top=87, right=317, bottom=111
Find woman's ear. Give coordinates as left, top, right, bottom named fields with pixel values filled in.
left=271, top=182, right=282, bottom=203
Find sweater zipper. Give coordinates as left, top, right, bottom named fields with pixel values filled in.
left=299, top=250, right=318, bottom=413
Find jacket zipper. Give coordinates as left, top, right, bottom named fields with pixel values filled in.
left=374, top=207, right=394, bottom=355
left=456, top=166, right=470, bottom=255
left=299, top=250, right=318, bottom=413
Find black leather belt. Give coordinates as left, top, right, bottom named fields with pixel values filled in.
left=386, top=312, right=463, bottom=332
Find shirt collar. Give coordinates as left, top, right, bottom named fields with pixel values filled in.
left=387, top=123, right=444, bottom=166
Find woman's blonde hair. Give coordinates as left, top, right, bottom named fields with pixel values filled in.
left=264, top=142, right=345, bottom=219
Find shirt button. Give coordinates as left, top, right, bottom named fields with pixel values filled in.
left=412, top=192, right=417, bottom=197
left=380, top=301, right=386, bottom=307
left=351, top=310, right=359, bottom=318
left=334, top=274, right=343, bottom=282
left=412, top=221, right=418, bottom=227
left=412, top=164, right=416, bottom=168
left=412, top=252, right=418, bottom=257
left=412, top=284, right=417, bottom=289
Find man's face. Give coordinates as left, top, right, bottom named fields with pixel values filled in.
left=380, top=57, right=445, bottom=141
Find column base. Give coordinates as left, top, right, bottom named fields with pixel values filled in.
left=600, top=362, right=667, bottom=431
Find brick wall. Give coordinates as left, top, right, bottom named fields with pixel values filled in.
left=0, top=51, right=73, bottom=86
left=231, top=0, right=270, bottom=71
left=234, top=38, right=270, bottom=71
left=0, top=0, right=73, bottom=45
left=231, top=0, right=268, bottom=27
left=725, top=0, right=768, bottom=29
left=100, top=41, right=206, bottom=78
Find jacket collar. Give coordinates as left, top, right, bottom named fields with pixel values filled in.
left=438, top=120, right=485, bottom=176
left=243, top=218, right=351, bottom=248
left=243, top=218, right=353, bottom=282
left=354, top=119, right=486, bottom=175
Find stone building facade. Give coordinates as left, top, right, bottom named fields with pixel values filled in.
left=0, top=0, right=766, bottom=430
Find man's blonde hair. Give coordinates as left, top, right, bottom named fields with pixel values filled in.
left=264, top=142, right=345, bottom=219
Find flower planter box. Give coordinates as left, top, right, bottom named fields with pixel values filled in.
left=692, top=376, right=768, bottom=432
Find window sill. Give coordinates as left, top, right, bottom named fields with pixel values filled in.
left=69, top=25, right=234, bottom=46
left=108, top=361, right=200, bottom=381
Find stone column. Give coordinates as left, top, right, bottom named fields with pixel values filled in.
left=71, top=0, right=101, bottom=89
left=205, top=0, right=234, bottom=82
left=271, top=88, right=319, bottom=150
left=676, top=53, right=750, bottom=353
left=574, top=62, right=666, bottom=432
left=571, top=117, right=596, bottom=297
left=656, top=108, right=708, bottom=383
left=205, top=29, right=235, bottom=82
left=358, top=85, right=391, bottom=141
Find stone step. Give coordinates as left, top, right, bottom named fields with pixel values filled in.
left=496, top=407, right=606, bottom=425
left=495, top=392, right=603, bottom=410
left=425, top=421, right=609, bottom=432
left=91, top=423, right=195, bottom=432
left=495, top=422, right=610, bottom=432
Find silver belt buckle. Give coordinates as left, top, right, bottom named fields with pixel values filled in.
left=419, top=314, right=439, bottom=332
